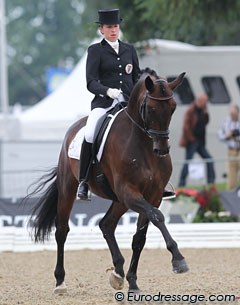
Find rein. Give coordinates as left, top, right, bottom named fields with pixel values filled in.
left=120, top=102, right=148, bottom=135
left=121, top=79, right=173, bottom=139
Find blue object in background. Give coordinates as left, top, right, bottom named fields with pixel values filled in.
left=46, top=67, right=72, bottom=95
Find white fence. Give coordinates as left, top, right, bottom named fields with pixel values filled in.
left=0, top=140, right=239, bottom=253
left=0, top=140, right=233, bottom=198
left=1, top=222, right=240, bottom=253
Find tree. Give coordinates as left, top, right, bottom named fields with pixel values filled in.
left=117, top=0, right=240, bottom=45
left=6, top=0, right=240, bottom=107
left=6, top=0, right=115, bottom=106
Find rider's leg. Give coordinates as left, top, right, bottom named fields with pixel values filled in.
left=77, top=107, right=107, bottom=200
left=77, top=139, right=93, bottom=200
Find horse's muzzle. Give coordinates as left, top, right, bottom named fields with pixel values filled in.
left=153, top=141, right=170, bottom=157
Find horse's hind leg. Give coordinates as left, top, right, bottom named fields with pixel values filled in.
left=126, top=214, right=149, bottom=292
left=54, top=178, right=77, bottom=294
left=99, top=201, right=128, bottom=290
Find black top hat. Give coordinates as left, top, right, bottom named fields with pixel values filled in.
left=96, top=9, right=123, bottom=25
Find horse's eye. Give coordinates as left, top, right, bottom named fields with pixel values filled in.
left=147, top=107, right=155, bottom=115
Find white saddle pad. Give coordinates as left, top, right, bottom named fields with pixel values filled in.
left=68, top=108, right=124, bottom=162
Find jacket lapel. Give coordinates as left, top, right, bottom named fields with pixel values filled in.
left=118, top=41, right=128, bottom=55
left=101, top=39, right=128, bottom=56
left=101, top=39, right=118, bottom=55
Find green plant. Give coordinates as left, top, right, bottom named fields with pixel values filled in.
left=176, top=185, right=238, bottom=223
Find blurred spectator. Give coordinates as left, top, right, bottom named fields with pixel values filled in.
left=218, top=104, right=240, bottom=190
left=178, top=94, right=216, bottom=187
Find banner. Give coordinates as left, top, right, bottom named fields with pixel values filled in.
left=46, top=67, right=72, bottom=95
left=0, top=191, right=239, bottom=229
left=0, top=196, right=138, bottom=228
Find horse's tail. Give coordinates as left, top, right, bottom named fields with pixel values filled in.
left=27, top=167, right=58, bottom=243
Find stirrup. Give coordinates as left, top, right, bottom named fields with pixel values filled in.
left=162, top=182, right=176, bottom=200
left=77, top=181, right=89, bottom=200
left=163, top=190, right=176, bottom=199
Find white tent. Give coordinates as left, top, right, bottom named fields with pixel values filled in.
left=16, top=37, right=193, bottom=140
left=17, top=38, right=101, bottom=140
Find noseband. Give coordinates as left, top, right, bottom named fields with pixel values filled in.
left=139, top=79, right=174, bottom=139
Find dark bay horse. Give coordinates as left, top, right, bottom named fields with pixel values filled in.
left=29, top=68, right=188, bottom=294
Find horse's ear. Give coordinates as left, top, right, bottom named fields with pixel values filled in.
left=168, top=72, right=186, bottom=90
left=145, top=76, right=154, bottom=92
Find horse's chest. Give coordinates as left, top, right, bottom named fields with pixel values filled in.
left=137, top=165, right=169, bottom=189
left=124, top=155, right=171, bottom=187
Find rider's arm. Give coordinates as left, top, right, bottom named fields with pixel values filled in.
left=86, top=44, right=109, bottom=96
left=131, top=45, right=141, bottom=85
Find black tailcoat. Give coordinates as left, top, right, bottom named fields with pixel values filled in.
left=86, top=39, right=141, bottom=110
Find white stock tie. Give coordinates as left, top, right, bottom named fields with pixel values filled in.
left=106, top=40, right=119, bottom=53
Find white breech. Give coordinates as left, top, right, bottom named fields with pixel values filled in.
left=84, top=94, right=125, bottom=143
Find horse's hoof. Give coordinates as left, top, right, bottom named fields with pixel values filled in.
left=109, top=270, right=124, bottom=290
left=128, top=289, right=141, bottom=295
left=172, top=258, right=189, bottom=274
left=54, top=281, right=67, bottom=294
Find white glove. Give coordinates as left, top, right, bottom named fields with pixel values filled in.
left=107, top=88, right=121, bottom=99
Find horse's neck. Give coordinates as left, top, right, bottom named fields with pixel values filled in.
left=121, top=107, right=152, bottom=151
left=127, top=98, right=143, bottom=125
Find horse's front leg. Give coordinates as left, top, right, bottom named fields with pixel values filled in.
left=99, top=201, right=128, bottom=290
left=123, top=193, right=189, bottom=275
left=126, top=214, right=149, bottom=292
left=147, top=205, right=189, bottom=273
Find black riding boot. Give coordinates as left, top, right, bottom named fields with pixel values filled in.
left=77, top=140, right=93, bottom=200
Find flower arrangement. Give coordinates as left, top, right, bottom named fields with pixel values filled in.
left=176, top=185, right=238, bottom=223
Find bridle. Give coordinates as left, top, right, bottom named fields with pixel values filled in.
left=122, top=78, right=174, bottom=139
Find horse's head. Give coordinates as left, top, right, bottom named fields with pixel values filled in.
left=139, top=71, right=185, bottom=157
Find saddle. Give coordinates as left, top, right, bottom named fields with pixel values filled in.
left=91, top=102, right=127, bottom=201
left=92, top=102, right=127, bottom=159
